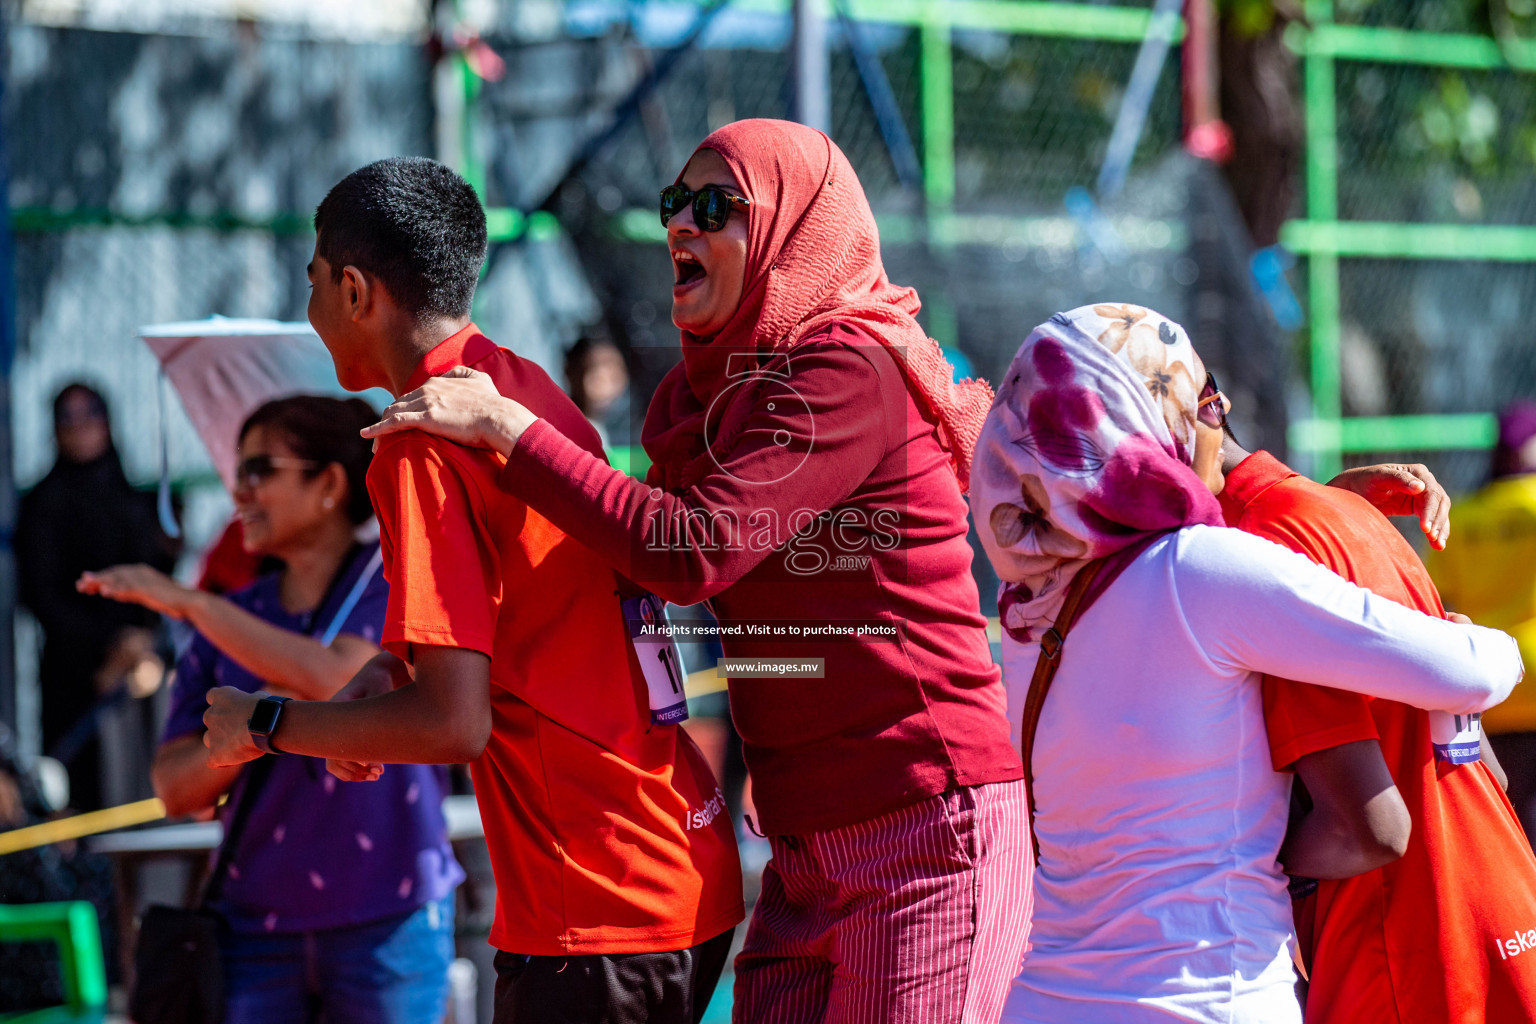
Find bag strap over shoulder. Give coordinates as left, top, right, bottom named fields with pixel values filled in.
left=198, top=754, right=275, bottom=907
left=1020, top=557, right=1109, bottom=867
left=200, top=543, right=382, bottom=907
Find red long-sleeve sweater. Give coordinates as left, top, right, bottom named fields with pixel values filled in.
left=502, top=324, right=1022, bottom=834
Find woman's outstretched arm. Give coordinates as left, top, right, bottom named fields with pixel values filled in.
left=79, top=565, right=377, bottom=701
left=1175, top=527, right=1523, bottom=715
left=365, top=339, right=897, bottom=605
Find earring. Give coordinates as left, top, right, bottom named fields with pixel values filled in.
left=323, top=497, right=335, bottom=509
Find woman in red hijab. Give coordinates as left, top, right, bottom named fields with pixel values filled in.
left=366, top=119, right=1030, bottom=1021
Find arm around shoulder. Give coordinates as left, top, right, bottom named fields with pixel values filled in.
left=1175, top=525, right=1524, bottom=714
left=500, top=339, right=894, bottom=604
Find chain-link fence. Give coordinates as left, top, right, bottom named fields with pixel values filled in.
left=1333, top=0, right=1536, bottom=34
left=6, top=24, right=431, bottom=503
left=1286, top=0, right=1536, bottom=490
left=13, top=0, right=1536, bottom=518
left=1331, top=50, right=1536, bottom=492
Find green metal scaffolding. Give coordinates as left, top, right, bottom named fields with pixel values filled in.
left=472, top=0, right=1521, bottom=480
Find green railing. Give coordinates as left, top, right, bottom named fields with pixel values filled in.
left=770, top=0, right=1519, bottom=477
left=1283, top=1, right=1515, bottom=476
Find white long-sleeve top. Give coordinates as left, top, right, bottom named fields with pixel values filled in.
left=1001, top=524, right=1523, bottom=1024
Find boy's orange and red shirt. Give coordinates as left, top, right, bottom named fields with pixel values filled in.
left=1221, top=450, right=1536, bottom=1023
left=366, top=323, right=743, bottom=956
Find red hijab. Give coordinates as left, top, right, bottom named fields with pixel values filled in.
left=642, top=119, right=993, bottom=493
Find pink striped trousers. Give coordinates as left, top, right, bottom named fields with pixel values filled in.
left=733, top=779, right=1033, bottom=1024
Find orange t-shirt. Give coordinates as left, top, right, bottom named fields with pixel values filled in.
left=1221, top=451, right=1536, bottom=1024
left=368, top=323, right=743, bottom=956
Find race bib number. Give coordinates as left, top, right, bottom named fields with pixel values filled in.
left=622, top=592, right=689, bottom=725
left=1430, top=710, right=1482, bottom=765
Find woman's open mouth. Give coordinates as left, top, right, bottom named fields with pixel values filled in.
left=672, top=249, right=707, bottom=292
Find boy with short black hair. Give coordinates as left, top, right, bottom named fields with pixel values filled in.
left=203, top=157, right=743, bottom=1023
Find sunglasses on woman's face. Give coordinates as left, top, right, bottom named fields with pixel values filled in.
left=659, top=184, right=751, bottom=232
left=1196, top=372, right=1230, bottom=430
left=236, top=454, right=321, bottom=490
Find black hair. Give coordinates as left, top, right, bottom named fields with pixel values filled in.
left=564, top=333, right=624, bottom=373
left=238, top=396, right=378, bottom=525
left=53, top=381, right=109, bottom=427
left=313, top=157, right=487, bottom=320
left=563, top=318, right=626, bottom=384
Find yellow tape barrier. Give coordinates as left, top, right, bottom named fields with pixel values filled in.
left=0, top=798, right=166, bottom=856
left=683, top=666, right=727, bottom=700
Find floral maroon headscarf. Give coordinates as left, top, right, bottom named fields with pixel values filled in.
left=971, top=303, right=1225, bottom=643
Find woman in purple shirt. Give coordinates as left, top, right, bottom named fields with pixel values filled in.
left=80, top=396, right=462, bottom=1024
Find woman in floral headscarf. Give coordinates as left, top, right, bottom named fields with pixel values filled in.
left=364, top=120, right=1030, bottom=1021
left=973, top=304, right=1524, bottom=1024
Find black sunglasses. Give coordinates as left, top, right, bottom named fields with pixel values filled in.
left=659, top=184, right=751, bottom=232
left=236, top=454, right=322, bottom=489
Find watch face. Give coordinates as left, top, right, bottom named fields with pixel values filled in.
left=249, top=698, right=283, bottom=735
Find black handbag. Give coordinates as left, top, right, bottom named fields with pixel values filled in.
left=128, top=754, right=275, bottom=1024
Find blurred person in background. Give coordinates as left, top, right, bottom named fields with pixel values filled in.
left=79, top=396, right=461, bottom=1024
left=196, top=517, right=269, bottom=596
left=16, top=382, right=175, bottom=812
left=563, top=325, right=630, bottom=448
left=1429, top=399, right=1536, bottom=843
left=363, top=120, right=1029, bottom=1022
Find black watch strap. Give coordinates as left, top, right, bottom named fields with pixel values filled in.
left=248, top=695, right=292, bottom=755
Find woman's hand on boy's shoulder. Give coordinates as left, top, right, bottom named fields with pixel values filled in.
left=362, top=367, right=534, bottom=456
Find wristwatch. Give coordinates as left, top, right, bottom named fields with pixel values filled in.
left=247, top=695, right=292, bottom=755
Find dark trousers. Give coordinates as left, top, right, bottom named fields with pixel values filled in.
left=493, top=926, right=735, bottom=1024
left=1491, top=730, right=1536, bottom=849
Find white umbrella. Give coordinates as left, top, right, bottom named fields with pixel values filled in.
left=138, top=316, right=386, bottom=493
